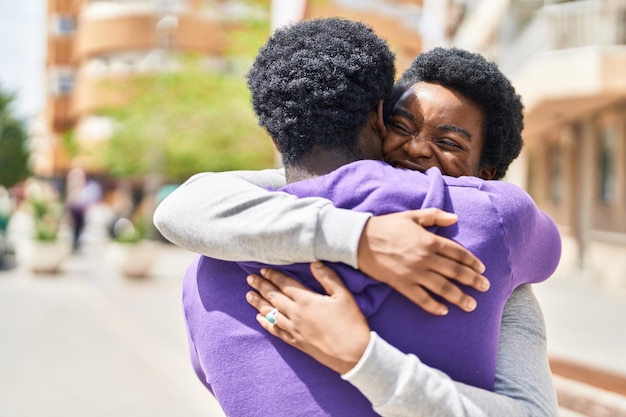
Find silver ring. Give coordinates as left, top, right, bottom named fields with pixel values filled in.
left=265, top=308, right=279, bottom=324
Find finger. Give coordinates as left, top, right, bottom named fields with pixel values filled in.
left=246, top=291, right=299, bottom=334
left=260, top=268, right=313, bottom=299
left=426, top=255, right=490, bottom=292
left=254, top=313, right=298, bottom=345
left=409, top=208, right=459, bottom=228
left=409, top=271, right=478, bottom=313
left=431, top=235, right=486, bottom=274
left=246, top=273, right=295, bottom=311
left=245, top=290, right=274, bottom=314
left=402, top=285, right=450, bottom=316
left=309, top=262, right=350, bottom=298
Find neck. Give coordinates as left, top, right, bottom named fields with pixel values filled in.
left=285, top=147, right=360, bottom=184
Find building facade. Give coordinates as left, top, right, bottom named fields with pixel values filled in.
left=44, top=0, right=626, bottom=287
left=497, top=0, right=626, bottom=288
left=43, top=0, right=234, bottom=176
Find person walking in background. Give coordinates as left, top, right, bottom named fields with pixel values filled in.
left=66, top=168, right=102, bottom=251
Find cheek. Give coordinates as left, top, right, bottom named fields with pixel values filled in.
left=382, top=132, right=406, bottom=154
left=437, top=155, right=468, bottom=177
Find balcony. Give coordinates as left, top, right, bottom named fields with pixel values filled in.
left=47, top=36, right=75, bottom=67
left=74, top=14, right=160, bottom=60
left=71, top=73, right=135, bottom=119
left=48, top=0, right=83, bottom=15
left=74, top=11, right=226, bottom=61
left=501, top=0, right=626, bottom=139
left=46, top=94, right=75, bottom=133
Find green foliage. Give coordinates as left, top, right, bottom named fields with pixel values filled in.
left=97, top=55, right=275, bottom=181
left=62, top=129, right=79, bottom=159
left=225, top=14, right=271, bottom=59
left=0, top=89, right=31, bottom=188
left=29, top=197, right=63, bottom=241
left=24, top=179, right=64, bottom=242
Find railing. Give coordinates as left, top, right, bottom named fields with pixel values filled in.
left=545, top=0, right=626, bottom=49
left=499, top=0, right=626, bottom=75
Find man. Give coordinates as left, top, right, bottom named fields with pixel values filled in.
left=170, top=18, right=561, bottom=417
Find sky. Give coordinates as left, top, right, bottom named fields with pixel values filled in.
left=0, top=1, right=46, bottom=121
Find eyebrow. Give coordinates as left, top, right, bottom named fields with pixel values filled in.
left=392, top=107, right=415, bottom=122
left=437, top=124, right=472, bottom=141
left=393, top=107, right=473, bottom=141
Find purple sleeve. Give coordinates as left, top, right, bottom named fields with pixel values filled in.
left=485, top=181, right=562, bottom=288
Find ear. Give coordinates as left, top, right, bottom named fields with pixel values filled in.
left=478, top=166, right=497, bottom=180
left=370, top=100, right=388, bottom=138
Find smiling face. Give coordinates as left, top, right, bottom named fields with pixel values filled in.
left=383, top=82, right=496, bottom=180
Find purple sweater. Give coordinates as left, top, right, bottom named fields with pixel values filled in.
left=183, top=161, right=561, bottom=417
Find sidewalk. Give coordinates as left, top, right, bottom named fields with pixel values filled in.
left=534, top=272, right=626, bottom=417
left=0, top=243, right=226, bottom=417
left=534, top=273, right=626, bottom=376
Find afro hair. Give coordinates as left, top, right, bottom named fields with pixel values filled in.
left=388, top=47, right=524, bottom=180
left=247, top=17, right=395, bottom=167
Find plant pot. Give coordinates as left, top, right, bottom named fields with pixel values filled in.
left=15, top=239, right=72, bottom=274
left=108, top=240, right=158, bottom=278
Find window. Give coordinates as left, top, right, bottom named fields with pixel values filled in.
left=49, top=69, right=75, bottom=96
left=51, top=15, right=76, bottom=36
left=598, top=125, right=616, bottom=203
left=549, top=144, right=563, bottom=204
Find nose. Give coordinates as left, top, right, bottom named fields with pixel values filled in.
left=403, top=135, right=433, bottom=160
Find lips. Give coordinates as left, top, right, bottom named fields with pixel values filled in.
left=390, top=160, right=429, bottom=173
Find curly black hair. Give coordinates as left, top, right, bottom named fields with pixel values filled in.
left=247, top=17, right=396, bottom=167
left=387, top=47, right=524, bottom=180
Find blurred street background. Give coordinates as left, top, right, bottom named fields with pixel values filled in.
left=0, top=241, right=225, bottom=417
left=1, top=0, right=625, bottom=416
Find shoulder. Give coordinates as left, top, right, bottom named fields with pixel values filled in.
left=447, top=177, right=535, bottom=210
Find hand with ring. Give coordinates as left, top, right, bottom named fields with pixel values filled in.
left=246, top=262, right=371, bottom=375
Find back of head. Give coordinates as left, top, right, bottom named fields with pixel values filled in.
left=247, top=17, right=395, bottom=167
left=390, top=47, right=524, bottom=180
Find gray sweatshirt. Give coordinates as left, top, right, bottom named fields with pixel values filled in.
left=153, top=168, right=558, bottom=417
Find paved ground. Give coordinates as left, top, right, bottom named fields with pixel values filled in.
left=0, top=242, right=226, bottom=417
left=534, top=272, right=626, bottom=377
left=1, top=240, right=625, bottom=417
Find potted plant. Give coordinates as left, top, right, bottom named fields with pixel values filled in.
left=16, top=179, right=71, bottom=274
left=0, top=187, right=13, bottom=269
left=107, top=216, right=157, bottom=278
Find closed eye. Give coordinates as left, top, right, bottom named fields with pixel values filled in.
left=435, top=138, right=463, bottom=150
left=389, top=121, right=414, bottom=136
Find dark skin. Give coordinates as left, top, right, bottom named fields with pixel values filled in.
left=384, top=82, right=496, bottom=180
left=279, top=100, right=489, bottom=316
left=247, top=82, right=498, bottom=373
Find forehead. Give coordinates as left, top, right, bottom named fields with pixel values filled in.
left=395, top=82, right=484, bottom=126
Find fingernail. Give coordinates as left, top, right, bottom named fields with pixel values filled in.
left=247, top=275, right=255, bottom=285
left=312, top=262, right=323, bottom=269
left=480, top=278, right=490, bottom=291
left=439, top=306, right=449, bottom=316
left=465, top=298, right=477, bottom=312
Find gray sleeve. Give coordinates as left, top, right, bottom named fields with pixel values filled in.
left=153, top=169, right=371, bottom=267
left=343, top=285, right=558, bottom=417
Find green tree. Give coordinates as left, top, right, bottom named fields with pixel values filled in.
left=0, top=90, right=30, bottom=188
left=96, top=55, right=275, bottom=182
